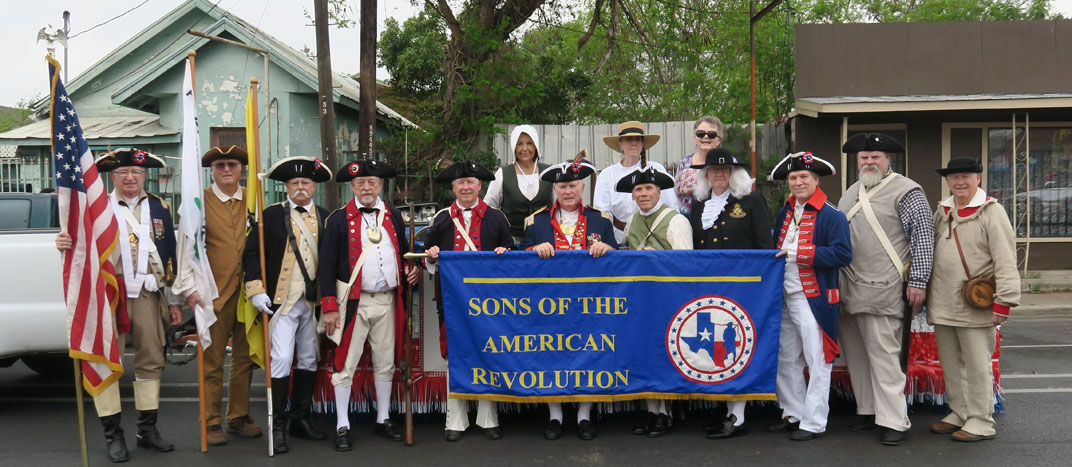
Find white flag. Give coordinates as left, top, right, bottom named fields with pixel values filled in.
left=178, top=58, right=219, bottom=349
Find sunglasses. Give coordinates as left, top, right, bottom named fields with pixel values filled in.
left=695, top=130, right=720, bottom=139
left=212, top=161, right=241, bottom=169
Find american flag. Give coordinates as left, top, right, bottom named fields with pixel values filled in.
left=49, top=56, right=125, bottom=396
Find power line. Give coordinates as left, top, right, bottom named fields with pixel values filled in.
left=649, top=0, right=747, bottom=15
left=69, top=0, right=154, bottom=39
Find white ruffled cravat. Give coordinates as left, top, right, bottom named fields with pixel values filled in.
left=701, top=190, right=730, bottom=229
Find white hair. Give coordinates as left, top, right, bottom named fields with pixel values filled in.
left=692, top=166, right=754, bottom=201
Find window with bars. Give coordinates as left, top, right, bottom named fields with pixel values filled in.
left=210, top=127, right=247, bottom=150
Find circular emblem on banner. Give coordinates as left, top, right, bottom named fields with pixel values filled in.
left=133, top=150, right=147, bottom=164
left=350, top=163, right=360, bottom=175
left=666, top=295, right=757, bottom=384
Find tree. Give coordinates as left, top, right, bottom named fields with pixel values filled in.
left=0, top=95, right=39, bottom=133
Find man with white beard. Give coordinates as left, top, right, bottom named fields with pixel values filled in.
left=836, top=133, right=934, bottom=446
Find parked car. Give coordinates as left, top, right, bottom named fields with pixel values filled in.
left=0, top=192, right=71, bottom=377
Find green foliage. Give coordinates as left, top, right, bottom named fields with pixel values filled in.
left=0, top=95, right=38, bottom=133
left=379, top=10, right=447, bottom=99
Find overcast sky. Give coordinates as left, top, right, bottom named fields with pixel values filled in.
left=2, top=0, right=1070, bottom=107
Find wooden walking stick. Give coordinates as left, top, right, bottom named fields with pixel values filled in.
left=249, top=77, right=275, bottom=456
left=73, top=360, right=89, bottom=467
left=187, top=50, right=210, bottom=453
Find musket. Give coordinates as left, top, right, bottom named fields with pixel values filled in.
left=403, top=205, right=416, bottom=445
left=899, top=284, right=914, bottom=372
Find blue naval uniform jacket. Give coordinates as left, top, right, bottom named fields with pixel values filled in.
left=117, top=193, right=177, bottom=280
left=773, top=188, right=852, bottom=362
left=519, top=204, right=618, bottom=251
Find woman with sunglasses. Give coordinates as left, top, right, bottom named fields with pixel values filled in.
left=675, top=117, right=725, bottom=217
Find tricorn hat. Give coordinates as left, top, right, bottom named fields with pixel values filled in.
left=435, top=160, right=495, bottom=183
left=94, top=147, right=166, bottom=172
left=540, top=160, right=597, bottom=183
left=768, top=151, right=836, bottom=181
left=841, top=132, right=905, bottom=154
left=690, top=148, right=747, bottom=169
left=266, top=156, right=333, bottom=183
left=935, top=157, right=983, bottom=177
left=201, top=145, right=248, bottom=168
left=336, top=159, right=397, bottom=183
left=603, top=121, right=661, bottom=153
left=615, top=166, right=675, bottom=193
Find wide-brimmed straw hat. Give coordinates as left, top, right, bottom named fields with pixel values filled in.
left=603, top=121, right=660, bottom=153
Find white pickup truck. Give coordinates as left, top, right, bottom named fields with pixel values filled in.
left=0, top=193, right=71, bottom=376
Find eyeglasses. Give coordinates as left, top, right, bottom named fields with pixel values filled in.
left=695, top=130, right=720, bottom=139
left=114, top=169, right=146, bottom=177
left=212, top=161, right=241, bottom=169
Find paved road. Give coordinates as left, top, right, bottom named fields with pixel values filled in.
left=2, top=315, right=1071, bottom=467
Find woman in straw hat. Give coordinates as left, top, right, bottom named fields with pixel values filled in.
left=593, top=121, right=679, bottom=243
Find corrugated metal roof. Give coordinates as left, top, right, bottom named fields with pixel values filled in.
left=798, top=93, right=1072, bottom=105
left=0, top=116, right=178, bottom=141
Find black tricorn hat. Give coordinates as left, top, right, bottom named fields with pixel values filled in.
left=768, top=151, right=836, bottom=181
left=266, top=156, right=333, bottom=183
left=615, top=166, right=675, bottom=193
left=434, top=160, right=495, bottom=183
left=540, top=160, right=597, bottom=183
left=842, top=132, right=905, bottom=154
left=201, top=145, right=248, bottom=168
left=690, top=148, right=747, bottom=169
left=336, top=159, right=397, bottom=183
left=94, top=147, right=166, bottom=172
left=935, top=157, right=983, bottom=177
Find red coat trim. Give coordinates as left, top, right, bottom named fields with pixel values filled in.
left=450, top=200, right=486, bottom=251
left=549, top=202, right=589, bottom=250
left=992, top=302, right=1010, bottom=316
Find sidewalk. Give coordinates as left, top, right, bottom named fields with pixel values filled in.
left=1016, top=291, right=1072, bottom=318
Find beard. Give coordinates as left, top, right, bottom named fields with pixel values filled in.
left=858, top=166, right=884, bottom=188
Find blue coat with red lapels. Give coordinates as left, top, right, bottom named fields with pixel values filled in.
left=773, top=188, right=852, bottom=363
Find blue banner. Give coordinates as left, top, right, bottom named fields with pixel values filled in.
left=439, top=249, right=785, bottom=402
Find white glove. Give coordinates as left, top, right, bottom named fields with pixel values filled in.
left=250, top=293, right=273, bottom=314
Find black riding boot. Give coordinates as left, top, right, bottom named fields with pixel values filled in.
left=135, top=410, right=175, bottom=452
left=271, top=376, right=290, bottom=454
left=100, top=413, right=129, bottom=462
left=289, top=370, right=326, bottom=440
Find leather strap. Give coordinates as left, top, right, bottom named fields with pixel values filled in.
left=634, top=207, right=674, bottom=250
left=284, top=206, right=315, bottom=285
left=951, top=224, right=973, bottom=280
left=853, top=175, right=907, bottom=279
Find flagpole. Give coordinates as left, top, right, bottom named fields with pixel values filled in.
left=73, top=360, right=89, bottom=467
left=250, top=77, right=274, bottom=457
left=187, top=49, right=210, bottom=454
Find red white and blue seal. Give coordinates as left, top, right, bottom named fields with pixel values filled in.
left=666, top=295, right=757, bottom=384
left=133, top=150, right=147, bottom=164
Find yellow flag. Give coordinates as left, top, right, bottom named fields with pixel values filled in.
left=236, top=87, right=265, bottom=368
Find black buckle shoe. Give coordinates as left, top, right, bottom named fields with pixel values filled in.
left=767, top=417, right=800, bottom=432
left=632, top=412, right=656, bottom=435
left=707, top=414, right=748, bottom=439
left=444, top=429, right=464, bottom=442
left=789, top=428, right=826, bottom=441
left=647, top=414, right=669, bottom=438
left=577, top=420, right=596, bottom=441
left=135, top=431, right=175, bottom=452
left=291, top=418, right=327, bottom=440
left=334, top=427, right=353, bottom=451
left=374, top=419, right=404, bottom=441
left=881, top=428, right=907, bottom=446
left=543, top=420, right=562, bottom=440
left=850, top=415, right=878, bottom=432
left=484, top=426, right=502, bottom=440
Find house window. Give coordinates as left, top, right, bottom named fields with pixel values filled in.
left=844, top=129, right=907, bottom=187
left=210, top=127, right=247, bottom=150
left=987, top=127, right=1072, bottom=238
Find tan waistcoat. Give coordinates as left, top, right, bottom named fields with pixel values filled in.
left=838, top=173, right=919, bottom=316
left=203, top=187, right=247, bottom=310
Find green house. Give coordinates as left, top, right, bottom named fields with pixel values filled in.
left=0, top=0, right=414, bottom=206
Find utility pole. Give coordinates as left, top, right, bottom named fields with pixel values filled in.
left=358, top=0, right=377, bottom=162
left=313, top=0, right=340, bottom=209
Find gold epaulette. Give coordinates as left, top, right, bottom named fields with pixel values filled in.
left=524, top=207, right=548, bottom=227
left=147, top=192, right=170, bottom=210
